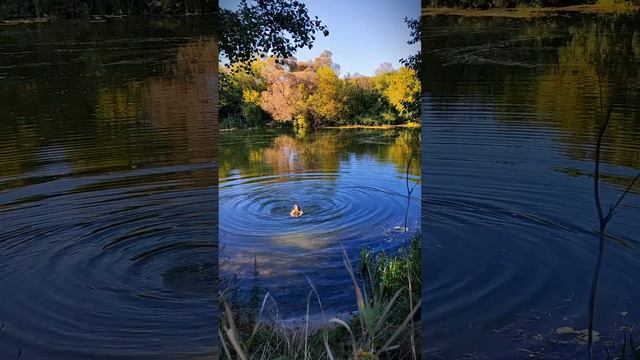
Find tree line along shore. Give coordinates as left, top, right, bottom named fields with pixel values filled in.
left=220, top=51, right=421, bottom=130
left=422, top=0, right=640, bottom=17
left=0, top=0, right=215, bottom=20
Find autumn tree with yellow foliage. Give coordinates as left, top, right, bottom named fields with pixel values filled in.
left=374, top=66, right=421, bottom=123
left=306, top=65, right=347, bottom=125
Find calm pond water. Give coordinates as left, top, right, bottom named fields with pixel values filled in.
left=0, top=19, right=217, bottom=359
left=422, top=13, right=640, bottom=359
left=219, top=128, right=420, bottom=320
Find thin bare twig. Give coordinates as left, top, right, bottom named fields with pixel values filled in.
left=587, top=64, right=639, bottom=359
left=605, top=173, right=640, bottom=222
left=587, top=70, right=614, bottom=360
left=404, top=152, right=419, bottom=232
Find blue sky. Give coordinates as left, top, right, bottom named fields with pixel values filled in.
left=220, top=0, right=420, bottom=76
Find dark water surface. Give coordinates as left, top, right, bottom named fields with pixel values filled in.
left=422, top=13, right=640, bottom=359
left=219, top=128, right=420, bottom=320
left=0, top=19, right=217, bottom=359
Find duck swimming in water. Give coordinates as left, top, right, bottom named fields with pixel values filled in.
left=289, top=204, right=304, bottom=217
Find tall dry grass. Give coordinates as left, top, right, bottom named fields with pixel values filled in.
left=219, top=234, right=421, bottom=359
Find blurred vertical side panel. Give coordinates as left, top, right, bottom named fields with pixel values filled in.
left=0, top=0, right=219, bottom=358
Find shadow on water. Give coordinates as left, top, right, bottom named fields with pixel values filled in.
left=422, top=13, right=640, bottom=359
left=219, top=128, right=421, bottom=321
left=0, top=18, right=218, bottom=359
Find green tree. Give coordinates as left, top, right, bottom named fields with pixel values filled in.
left=218, top=0, right=329, bottom=66
left=219, top=60, right=270, bottom=128
left=342, top=76, right=389, bottom=125
left=400, top=17, right=422, bottom=81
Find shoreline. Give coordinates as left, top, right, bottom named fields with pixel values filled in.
left=0, top=13, right=213, bottom=26
left=220, top=123, right=421, bottom=132
left=0, top=17, right=53, bottom=25
left=324, top=123, right=421, bottom=129
left=422, top=3, right=640, bottom=18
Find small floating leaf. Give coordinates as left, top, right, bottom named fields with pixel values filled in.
left=555, top=326, right=575, bottom=335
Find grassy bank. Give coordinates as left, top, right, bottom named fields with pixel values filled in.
left=422, top=2, right=640, bottom=17
left=219, top=233, right=421, bottom=359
